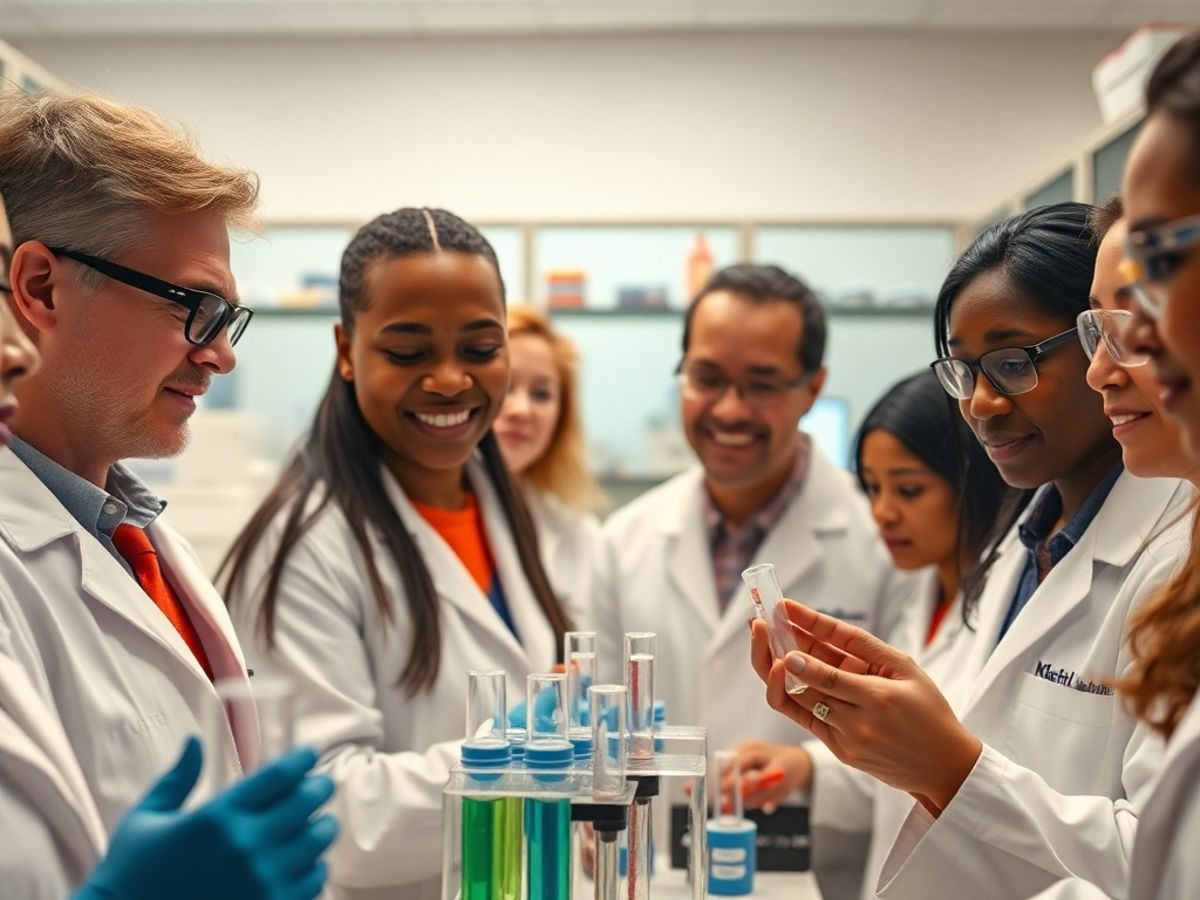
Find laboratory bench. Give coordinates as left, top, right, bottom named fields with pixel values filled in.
left=572, top=857, right=824, bottom=899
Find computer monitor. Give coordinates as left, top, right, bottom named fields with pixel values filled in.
left=800, top=396, right=851, bottom=469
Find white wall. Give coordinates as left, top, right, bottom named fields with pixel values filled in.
left=15, top=29, right=1118, bottom=222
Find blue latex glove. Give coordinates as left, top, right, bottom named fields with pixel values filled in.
left=75, top=736, right=339, bottom=900
left=507, top=684, right=563, bottom=733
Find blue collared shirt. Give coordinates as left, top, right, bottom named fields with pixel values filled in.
left=9, top=436, right=167, bottom=578
left=996, top=463, right=1124, bottom=645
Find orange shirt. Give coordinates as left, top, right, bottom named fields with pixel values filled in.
left=411, top=492, right=520, bottom=639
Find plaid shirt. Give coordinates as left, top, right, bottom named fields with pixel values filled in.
left=703, top=436, right=811, bottom=613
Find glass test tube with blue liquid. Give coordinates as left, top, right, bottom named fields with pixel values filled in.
left=460, top=670, right=521, bottom=900
left=742, top=563, right=807, bottom=695
left=524, top=672, right=573, bottom=900
left=590, top=684, right=627, bottom=900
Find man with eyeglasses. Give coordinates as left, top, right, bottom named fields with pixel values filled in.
left=590, top=263, right=916, bottom=891
left=0, top=90, right=297, bottom=870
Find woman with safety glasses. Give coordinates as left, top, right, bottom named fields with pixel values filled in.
left=1028, top=30, right=1200, bottom=900
left=1080, top=194, right=1198, bottom=481
left=748, top=201, right=1192, bottom=900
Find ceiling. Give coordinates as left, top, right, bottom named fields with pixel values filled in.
left=1, top=0, right=1196, bottom=38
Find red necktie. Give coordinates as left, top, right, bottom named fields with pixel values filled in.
left=112, top=523, right=214, bottom=680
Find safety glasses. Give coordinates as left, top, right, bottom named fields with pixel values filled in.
left=50, top=247, right=253, bottom=347
left=1075, top=309, right=1148, bottom=367
left=1122, top=213, right=1200, bottom=319
left=931, top=327, right=1079, bottom=400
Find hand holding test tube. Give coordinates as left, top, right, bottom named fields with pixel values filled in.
left=741, top=563, right=807, bottom=695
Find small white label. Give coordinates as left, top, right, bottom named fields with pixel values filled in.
left=711, top=847, right=747, bottom=864
left=712, top=864, right=747, bottom=879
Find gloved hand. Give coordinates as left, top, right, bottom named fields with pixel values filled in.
left=507, top=683, right=565, bottom=733
left=75, top=736, right=339, bottom=900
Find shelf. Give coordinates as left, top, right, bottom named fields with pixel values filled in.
left=549, top=307, right=684, bottom=319
left=548, top=305, right=933, bottom=319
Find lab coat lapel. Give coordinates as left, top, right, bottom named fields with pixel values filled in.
left=474, top=462, right=555, bottom=671
left=383, top=464, right=530, bottom=675
left=660, top=470, right=721, bottom=641
left=0, top=453, right=216, bottom=686
left=963, top=472, right=1183, bottom=716
left=950, top=530, right=1025, bottom=710
left=150, top=521, right=260, bottom=768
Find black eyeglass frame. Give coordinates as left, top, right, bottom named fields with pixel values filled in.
left=48, top=246, right=253, bottom=347
left=930, top=326, right=1080, bottom=399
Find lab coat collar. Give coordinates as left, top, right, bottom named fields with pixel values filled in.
left=964, top=471, right=1189, bottom=715
left=0, top=451, right=81, bottom=552
left=0, top=458, right=184, bottom=661
left=0, top=452, right=255, bottom=766
left=382, top=456, right=550, bottom=675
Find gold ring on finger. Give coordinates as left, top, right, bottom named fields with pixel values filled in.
left=812, top=701, right=831, bottom=723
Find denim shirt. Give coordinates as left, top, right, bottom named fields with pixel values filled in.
left=996, top=463, right=1124, bottom=645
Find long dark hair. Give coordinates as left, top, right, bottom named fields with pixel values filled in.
left=220, top=208, right=571, bottom=694
left=932, top=201, right=1101, bottom=619
left=853, top=369, right=1014, bottom=595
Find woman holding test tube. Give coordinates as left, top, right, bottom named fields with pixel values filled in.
left=752, top=201, right=1195, bottom=900
left=222, top=208, right=573, bottom=900
left=734, top=369, right=1013, bottom=899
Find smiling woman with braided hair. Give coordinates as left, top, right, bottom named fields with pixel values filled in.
left=222, top=207, right=573, bottom=900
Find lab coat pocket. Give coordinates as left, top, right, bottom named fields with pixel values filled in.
left=1008, top=671, right=1118, bottom=794
left=1013, top=671, right=1116, bottom=728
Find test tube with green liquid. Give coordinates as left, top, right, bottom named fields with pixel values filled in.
left=461, top=670, right=522, bottom=900
left=524, top=673, right=573, bottom=900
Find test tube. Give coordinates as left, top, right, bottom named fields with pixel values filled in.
left=710, top=750, right=743, bottom=826
left=526, top=673, right=568, bottom=744
left=465, top=669, right=507, bottom=744
left=589, top=684, right=627, bottom=799
left=214, top=674, right=294, bottom=767
left=565, top=631, right=598, bottom=731
left=624, top=633, right=656, bottom=761
left=741, top=563, right=807, bottom=695
left=461, top=671, right=520, bottom=900
left=524, top=673, right=572, bottom=900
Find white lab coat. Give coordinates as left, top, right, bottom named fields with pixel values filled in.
left=0, top=451, right=256, bottom=834
left=590, top=443, right=915, bottom=775
left=806, top=568, right=974, bottom=900
left=1028, top=691, right=1200, bottom=900
left=0, top=612, right=107, bottom=898
left=526, top=488, right=600, bottom=624
left=873, top=471, right=1192, bottom=900
left=227, top=457, right=561, bottom=900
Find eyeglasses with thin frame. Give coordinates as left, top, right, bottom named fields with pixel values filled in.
left=675, top=359, right=810, bottom=410
left=1122, top=213, right=1200, bottom=319
left=49, top=247, right=253, bottom=347
left=1075, top=309, right=1147, bottom=368
left=931, top=327, right=1080, bottom=400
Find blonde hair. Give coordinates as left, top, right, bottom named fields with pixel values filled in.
left=507, top=306, right=603, bottom=512
left=0, top=91, right=259, bottom=289
left=1117, top=498, right=1200, bottom=739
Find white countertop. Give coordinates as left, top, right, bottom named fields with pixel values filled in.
left=574, top=857, right=823, bottom=899
left=650, top=865, right=823, bottom=899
